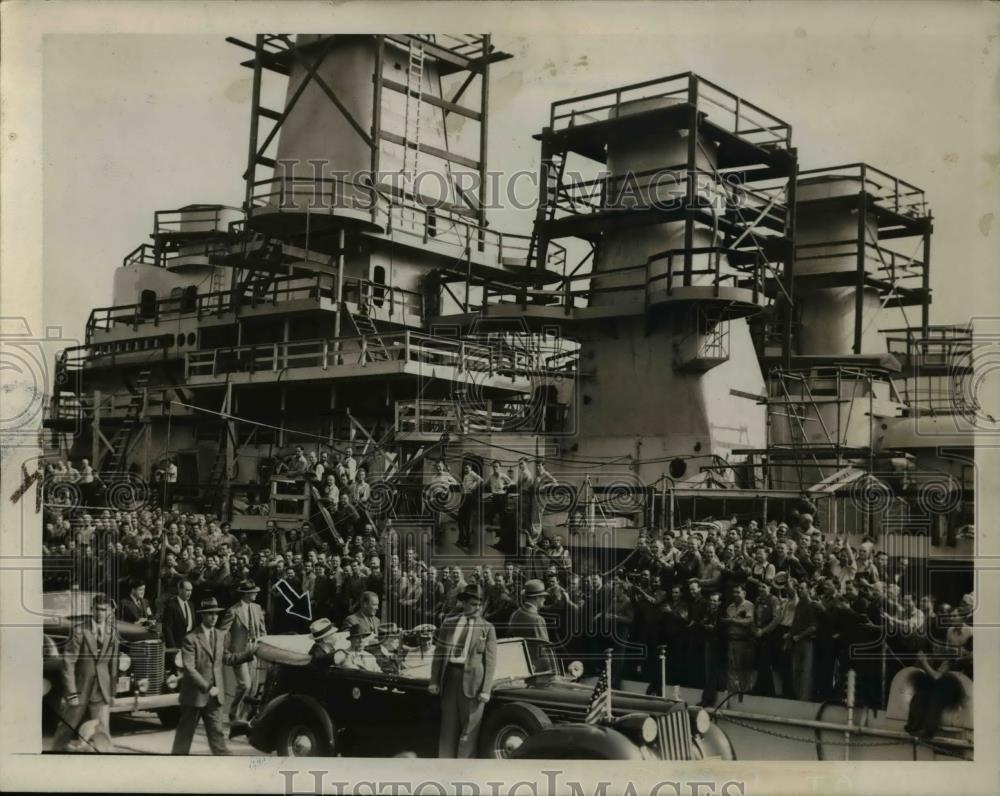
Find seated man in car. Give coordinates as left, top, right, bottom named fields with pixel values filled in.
left=342, top=623, right=381, bottom=672
left=369, top=623, right=403, bottom=675
left=400, top=623, right=436, bottom=677
left=308, top=618, right=344, bottom=667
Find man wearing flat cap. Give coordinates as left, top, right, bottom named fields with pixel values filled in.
left=429, top=583, right=497, bottom=758
left=171, top=597, right=257, bottom=755
left=508, top=579, right=550, bottom=642
left=219, top=579, right=267, bottom=723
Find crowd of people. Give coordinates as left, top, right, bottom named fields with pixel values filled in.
left=42, top=454, right=974, bottom=730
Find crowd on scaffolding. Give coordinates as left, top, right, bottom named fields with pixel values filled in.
left=40, top=453, right=973, bottom=732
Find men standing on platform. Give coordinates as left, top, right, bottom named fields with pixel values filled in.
left=171, top=597, right=256, bottom=755
left=508, top=579, right=550, bottom=642
left=219, top=580, right=266, bottom=723
left=429, top=584, right=497, bottom=758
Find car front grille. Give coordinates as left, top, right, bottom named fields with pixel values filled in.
left=124, top=639, right=165, bottom=695
left=657, top=710, right=693, bottom=760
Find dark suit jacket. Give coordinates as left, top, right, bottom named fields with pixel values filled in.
left=118, top=596, right=152, bottom=624
left=178, top=626, right=252, bottom=708
left=162, top=596, right=195, bottom=649
left=61, top=621, right=118, bottom=705
left=508, top=606, right=550, bottom=642
left=431, top=614, right=498, bottom=699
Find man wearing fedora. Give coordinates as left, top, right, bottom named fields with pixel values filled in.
left=171, top=597, right=257, bottom=755
left=308, top=618, right=342, bottom=666
left=429, top=584, right=497, bottom=758
left=219, top=579, right=267, bottom=723
left=53, top=593, right=118, bottom=751
left=343, top=623, right=381, bottom=672
left=508, top=578, right=550, bottom=642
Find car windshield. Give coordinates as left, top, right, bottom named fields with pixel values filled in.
left=43, top=591, right=98, bottom=620
left=493, top=639, right=559, bottom=681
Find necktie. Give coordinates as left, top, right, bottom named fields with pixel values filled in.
left=182, top=599, right=191, bottom=630
left=452, top=618, right=470, bottom=661
left=97, top=625, right=104, bottom=649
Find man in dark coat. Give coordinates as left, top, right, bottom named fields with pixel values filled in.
left=118, top=577, right=153, bottom=626
left=507, top=579, right=550, bottom=642
left=162, top=579, right=196, bottom=649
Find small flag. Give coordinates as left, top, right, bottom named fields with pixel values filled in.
left=585, top=665, right=610, bottom=724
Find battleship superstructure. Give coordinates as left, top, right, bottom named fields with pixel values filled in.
left=45, top=34, right=973, bottom=562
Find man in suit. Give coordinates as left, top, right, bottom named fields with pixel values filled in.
left=162, top=579, right=195, bottom=649
left=118, top=578, right=153, bottom=626
left=53, top=593, right=118, bottom=751
left=507, top=579, right=550, bottom=642
left=171, top=597, right=256, bottom=755
left=218, top=580, right=267, bottom=723
left=429, top=584, right=498, bottom=758
left=343, top=590, right=381, bottom=641
left=369, top=623, right=403, bottom=675
left=307, top=618, right=342, bottom=667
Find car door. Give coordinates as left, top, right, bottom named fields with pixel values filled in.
left=374, top=672, right=440, bottom=757
left=320, top=667, right=401, bottom=755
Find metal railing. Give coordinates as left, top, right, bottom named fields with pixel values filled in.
left=249, top=174, right=567, bottom=274
left=550, top=72, right=792, bottom=149
left=795, top=239, right=927, bottom=284
left=85, top=272, right=425, bottom=341
left=184, top=330, right=555, bottom=382
left=153, top=205, right=238, bottom=238
left=883, top=325, right=973, bottom=367
left=799, top=164, right=927, bottom=218
left=463, top=244, right=769, bottom=316
left=395, top=397, right=550, bottom=435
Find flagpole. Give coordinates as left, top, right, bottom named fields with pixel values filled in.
left=658, top=644, right=667, bottom=699
left=604, top=647, right=614, bottom=721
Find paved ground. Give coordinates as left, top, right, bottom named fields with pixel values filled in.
left=43, top=711, right=260, bottom=756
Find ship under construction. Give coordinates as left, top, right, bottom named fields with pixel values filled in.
left=42, top=35, right=977, bottom=761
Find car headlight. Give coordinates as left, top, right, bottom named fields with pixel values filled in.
left=694, top=709, right=711, bottom=736
left=166, top=673, right=179, bottom=690
left=614, top=713, right=657, bottom=747
left=137, top=678, right=149, bottom=694
left=641, top=715, right=658, bottom=744
left=174, top=651, right=183, bottom=668
left=118, top=653, right=132, bottom=672
left=566, top=660, right=584, bottom=680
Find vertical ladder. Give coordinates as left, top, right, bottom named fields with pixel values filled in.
left=525, top=151, right=566, bottom=269
left=401, top=39, right=425, bottom=230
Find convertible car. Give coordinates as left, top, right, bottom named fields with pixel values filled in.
left=240, top=633, right=735, bottom=759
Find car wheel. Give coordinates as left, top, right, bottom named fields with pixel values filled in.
left=156, top=707, right=181, bottom=729
left=275, top=717, right=332, bottom=757
left=478, top=703, right=552, bottom=759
